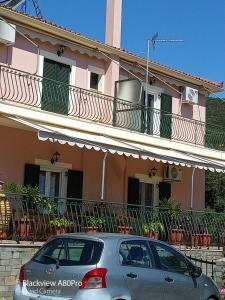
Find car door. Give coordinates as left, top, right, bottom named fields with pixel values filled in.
left=151, top=241, right=200, bottom=300
left=119, top=239, right=167, bottom=300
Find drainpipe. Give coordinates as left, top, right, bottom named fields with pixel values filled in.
left=190, top=166, right=196, bottom=210
left=101, top=151, right=109, bottom=201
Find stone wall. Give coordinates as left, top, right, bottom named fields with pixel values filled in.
left=0, top=244, right=41, bottom=300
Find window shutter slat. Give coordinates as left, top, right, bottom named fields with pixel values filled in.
left=24, top=163, right=40, bottom=188
left=42, top=59, right=71, bottom=115
left=160, top=93, right=172, bottom=139
left=67, top=170, right=83, bottom=199
left=128, top=177, right=140, bottom=205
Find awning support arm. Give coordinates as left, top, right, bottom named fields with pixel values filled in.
left=190, top=166, right=196, bottom=210
left=101, top=151, right=109, bottom=201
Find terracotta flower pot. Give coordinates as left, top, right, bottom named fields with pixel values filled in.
left=200, top=233, right=212, bottom=247
left=191, top=234, right=200, bottom=247
left=170, top=229, right=184, bottom=245
left=84, top=226, right=98, bottom=233
left=52, top=227, right=66, bottom=235
left=117, top=226, right=132, bottom=235
left=145, top=231, right=160, bottom=240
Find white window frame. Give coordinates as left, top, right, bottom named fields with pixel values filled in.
left=35, top=159, right=72, bottom=200
left=37, top=50, right=76, bottom=111
left=135, top=173, right=162, bottom=207
left=87, top=65, right=105, bottom=93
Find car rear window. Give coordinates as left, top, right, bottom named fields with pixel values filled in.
left=33, top=238, right=103, bottom=266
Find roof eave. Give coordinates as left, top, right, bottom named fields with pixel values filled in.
left=0, top=6, right=222, bottom=93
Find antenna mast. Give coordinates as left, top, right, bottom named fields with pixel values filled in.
left=0, top=0, right=43, bottom=18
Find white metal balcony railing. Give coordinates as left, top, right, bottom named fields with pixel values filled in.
left=0, top=64, right=225, bottom=149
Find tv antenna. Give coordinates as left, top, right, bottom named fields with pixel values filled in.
left=0, top=0, right=43, bottom=18
left=145, top=32, right=184, bottom=105
left=151, top=32, right=184, bottom=50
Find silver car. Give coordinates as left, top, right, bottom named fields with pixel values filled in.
left=14, top=233, right=220, bottom=300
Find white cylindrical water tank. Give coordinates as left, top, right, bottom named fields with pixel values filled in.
left=0, top=20, right=16, bottom=46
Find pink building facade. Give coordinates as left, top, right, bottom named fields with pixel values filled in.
left=0, top=2, right=224, bottom=212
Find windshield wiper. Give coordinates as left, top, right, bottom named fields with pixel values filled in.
left=43, top=255, right=60, bottom=269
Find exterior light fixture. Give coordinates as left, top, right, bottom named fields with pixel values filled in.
left=57, top=45, right=65, bottom=57
left=149, top=167, right=157, bottom=178
left=51, top=152, right=60, bottom=164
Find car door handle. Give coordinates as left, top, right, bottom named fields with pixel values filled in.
left=165, top=276, right=174, bottom=283
left=126, top=272, right=138, bottom=279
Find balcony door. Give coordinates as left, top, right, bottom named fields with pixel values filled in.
left=41, top=58, right=71, bottom=115
left=142, top=92, right=154, bottom=134
left=128, top=177, right=159, bottom=207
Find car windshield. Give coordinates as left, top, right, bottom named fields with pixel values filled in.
left=33, top=238, right=104, bottom=266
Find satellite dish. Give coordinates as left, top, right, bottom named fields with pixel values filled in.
left=1, top=0, right=25, bottom=8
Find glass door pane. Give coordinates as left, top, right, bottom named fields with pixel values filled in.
left=140, top=182, right=154, bottom=207
left=39, top=171, right=46, bottom=195
left=49, top=172, right=60, bottom=199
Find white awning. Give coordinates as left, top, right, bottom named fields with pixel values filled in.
left=8, top=117, right=225, bottom=173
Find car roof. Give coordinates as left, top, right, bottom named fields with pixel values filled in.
left=54, top=232, right=157, bottom=241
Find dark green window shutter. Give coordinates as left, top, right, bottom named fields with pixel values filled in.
left=67, top=170, right=83, bottom=199
left=159, top=182, right=171, bottom=201
left=41, top=58, right=71, bottom=115
left=160, top=93, right=172, bottom=139
left=24, top=163, right=40, bottom=187
left=128, top=177, right=140, bottom=206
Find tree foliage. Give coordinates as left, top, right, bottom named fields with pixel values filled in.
left=205, top=97, right=225, bottom=211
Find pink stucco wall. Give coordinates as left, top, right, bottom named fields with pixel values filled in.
left=0, top=125, right=205, bottom=210
left=0, top=33, right=206, bottom=125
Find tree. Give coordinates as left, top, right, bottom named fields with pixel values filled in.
left=205, top=97, right=225, bottom=211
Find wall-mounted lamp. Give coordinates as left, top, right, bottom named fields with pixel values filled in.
left=57, top=45, right=65, bottom=57
left=149, top=167, right=157, bottom=178
left=51, top=151, right=60, bottom=164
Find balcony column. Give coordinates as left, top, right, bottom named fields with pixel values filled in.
left=190, top=167, right=196, bottom=210
left=101, top=151, right=109, bottom=201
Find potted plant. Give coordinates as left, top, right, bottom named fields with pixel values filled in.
left=84, top=216, right=106, bottom=233
left=3, top=183, right=56, bottom=240
left=160, top=197, right=184, bottom=245
left=116, top=215, right=133, bottom=235
left=50, top=217, right=71, bottom=235
left=143, top=221, right=164, bottom=240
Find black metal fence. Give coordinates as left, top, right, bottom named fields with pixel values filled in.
left=1, top=65, right=225, bottom=149
left=187, top=256, right=216, bottom=279
left=1, top=195, right=225, bottom=247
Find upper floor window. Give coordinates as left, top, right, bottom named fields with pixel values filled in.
left=90, top=72, right=102, bottom=91
left=88, top=65, right=104, bottom=93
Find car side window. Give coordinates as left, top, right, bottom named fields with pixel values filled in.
left=119, top=240, right=152, bottom=268
left=153, top=242, right=191, bottom=275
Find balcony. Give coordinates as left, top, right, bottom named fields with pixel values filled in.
left=1, top=195, right=225, bottom=248
left=0, top=64, right=225, bottom=150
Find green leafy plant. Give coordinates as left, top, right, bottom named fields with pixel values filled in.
left=87, top=216, right=106, bottom=230
left=4, top=183, right=55, bottom=212
left=50, top=217, right=71, bottom=228
left=143, top=221, right=164, bottom=234
left=159, top=197, right=182, bottom=229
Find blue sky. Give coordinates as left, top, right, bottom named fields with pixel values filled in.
left=36, top=0, right=225, bottom=96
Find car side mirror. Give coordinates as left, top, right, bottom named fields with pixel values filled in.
left=190, top=266, right=202, bottom=278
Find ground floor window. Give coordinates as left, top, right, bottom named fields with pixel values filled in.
left=128, top=177, right=171, bottom=207
left=39, top=170, right=62, bottom=199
